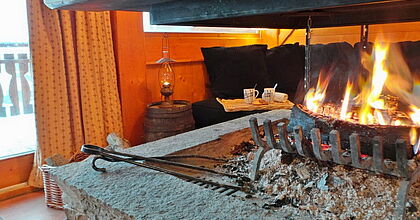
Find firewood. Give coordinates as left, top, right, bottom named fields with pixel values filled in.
left=287, top=104, right=415, bottom=160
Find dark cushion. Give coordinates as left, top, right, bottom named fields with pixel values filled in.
left=397, top=41, right=420, bottom=76
left=192, top=99, right=266, bottom=128
left=201, top=44, right=271, bottom=99
left=266, top=43, right=305, bottom=101
left=309, top=42, right=358, bottom=102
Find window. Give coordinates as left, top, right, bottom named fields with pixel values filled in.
left=0, top=0, right=36, bottom=159
left=143, top=12, right=259, bottom=34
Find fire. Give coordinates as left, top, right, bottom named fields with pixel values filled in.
left=410, top=127, right=420, bottom=154
left=409, top=105, right=420, bottom=125
left=340, top=81, right=352, bottom=120
left=303, top=40, right=420, bottom=151
left=304, top=72, right=330, bottom=113
left=358, top=43, right=389, bottom=124
left=410, top=127, right=417, bottom=145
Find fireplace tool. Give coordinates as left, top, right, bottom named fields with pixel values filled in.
left=81, top=144, right=251, bottom=196
left=248, top=117, right=420, bottom=219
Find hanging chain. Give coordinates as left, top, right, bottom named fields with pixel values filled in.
left=360, top=25, right=369, bottom=50
left=304, top=16, right=312, bottom=92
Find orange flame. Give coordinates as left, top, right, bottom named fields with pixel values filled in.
left=358, top=43, right=390, bottom=124
left=410, top=127, right=417, bottom=145
left=305, top=72, right=330, bottom=113
left=340, top=81, right=352, bottom=120
left=409, top=105, right=420, bottom=125
left=303, top=39, right=420, bottom=154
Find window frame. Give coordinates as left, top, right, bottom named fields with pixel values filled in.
left=142, top=12, right=260, bottom=34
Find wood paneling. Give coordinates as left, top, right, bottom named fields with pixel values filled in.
left=112, top=12, right=273, bottom=145
left=0, top=153, right=34, bottom=189
left=280, top=21, right=420, bottom=45
left=113, top=12, right=420, bottom=146
left=112, top=11, right=149, bottom=146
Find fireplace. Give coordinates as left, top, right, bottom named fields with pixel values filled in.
left=244, top=38, right=420, bottom=218
left=51, top=107, right=420, bottom=219
left=68, top=37, right=420, bottom=218
left=42, top=0, right=420, bottom=219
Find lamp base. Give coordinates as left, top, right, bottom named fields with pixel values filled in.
left=160, top=96, right=173, bottom=108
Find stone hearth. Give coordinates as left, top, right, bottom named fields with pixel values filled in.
left=51, top=110, right=297, bottom=219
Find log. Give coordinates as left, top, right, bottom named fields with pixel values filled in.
left=287, top=104, right=415, bottom=160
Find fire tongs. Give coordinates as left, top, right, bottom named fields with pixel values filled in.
left=81, top=144, right=250, bottom=195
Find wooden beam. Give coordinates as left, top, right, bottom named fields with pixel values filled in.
left=44, top=0, right=420, bottom=29
left=150, top=0, right=420, bottom=28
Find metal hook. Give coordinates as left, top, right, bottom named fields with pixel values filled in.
left=92, top=156, right=107, bottom=172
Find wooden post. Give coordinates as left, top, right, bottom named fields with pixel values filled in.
left=4, top=54, right=20, bottom=116
left=18, top=54, right=33, bottom=114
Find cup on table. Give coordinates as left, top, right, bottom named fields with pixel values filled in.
left=243, top=88, right=259, bottom=104
left=262, top=88, right=275, bottom=103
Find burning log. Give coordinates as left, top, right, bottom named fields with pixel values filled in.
left=287, top=104, right=415, bottom=160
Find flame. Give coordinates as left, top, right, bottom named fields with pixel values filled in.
left=305, top=72, right=330, bottom=113
left=409, top=105, right=420, bottom=125
left=393, top=119, right=402, bottom=126
left=303, top=39, right=420, bottom=152
left=410, top=127, right=420, bottom=154
left=369, top=43, right=389, bottom=106
left=358, top=43, right=390, bottom=124
left=340, top=81, right=352, bottom=120
left=410, top=127, right=417, bottom=145
left=374, top=109, right=387, bottom=125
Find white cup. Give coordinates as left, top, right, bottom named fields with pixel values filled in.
left=244, top=88, right=259, bottom=104
left=262, top=88, right=275, bottom=103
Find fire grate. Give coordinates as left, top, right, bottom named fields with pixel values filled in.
left=249, top=117, right=420, bottom=219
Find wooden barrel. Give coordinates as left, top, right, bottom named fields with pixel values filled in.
left=144, top=100, right=195, bottom=142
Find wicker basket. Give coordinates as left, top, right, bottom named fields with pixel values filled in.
left=40, top=165, right=64, bottom=210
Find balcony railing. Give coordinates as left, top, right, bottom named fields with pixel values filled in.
left=0, top=44, right=36, bottom=158
left=0, top=53, right=33, bottom=117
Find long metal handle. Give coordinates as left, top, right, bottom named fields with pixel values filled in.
left=81, top=145, right=243, bottom=179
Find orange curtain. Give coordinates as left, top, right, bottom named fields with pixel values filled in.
left=27, top=0, right=123, bottom=187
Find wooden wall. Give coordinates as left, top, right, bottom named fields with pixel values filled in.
left=279, top=21, right=420, bottom=45
left=112, top=11, right=420, bottom=146
left=111, top=11, right=277, bottom=145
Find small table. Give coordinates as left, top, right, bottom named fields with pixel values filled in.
left=144, top=100, right=194, bottom=142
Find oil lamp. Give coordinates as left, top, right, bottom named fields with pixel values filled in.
left=156, top=33, right=175, bottom=107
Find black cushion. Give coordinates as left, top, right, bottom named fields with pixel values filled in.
left=397, top=41, right=420, bottom=76
left=266, top=43, right=305, bottom=101
left=192, top=99, right=266, bottom=128
left=201, top=44, right=271, bottom=99
left=309, top=42, right=358, bottom=102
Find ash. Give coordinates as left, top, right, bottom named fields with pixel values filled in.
left=218, top=141, right=420, bottom=219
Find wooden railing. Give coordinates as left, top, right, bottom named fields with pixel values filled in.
left=0, top=50, right=33, bottom=117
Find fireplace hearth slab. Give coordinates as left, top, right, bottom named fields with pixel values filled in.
left=51, top=110, right=306, bottom=219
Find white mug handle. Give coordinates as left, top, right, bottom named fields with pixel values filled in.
left=254, top=90, right=259, bottom=98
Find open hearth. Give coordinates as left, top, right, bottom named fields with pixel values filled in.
left=51, top=109, right=420, bottom=219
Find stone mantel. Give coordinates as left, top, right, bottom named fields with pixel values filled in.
left=50, top=110, right=297, bottom=219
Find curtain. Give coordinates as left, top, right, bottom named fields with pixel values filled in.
left=27, top=0, right=123, bottom=187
